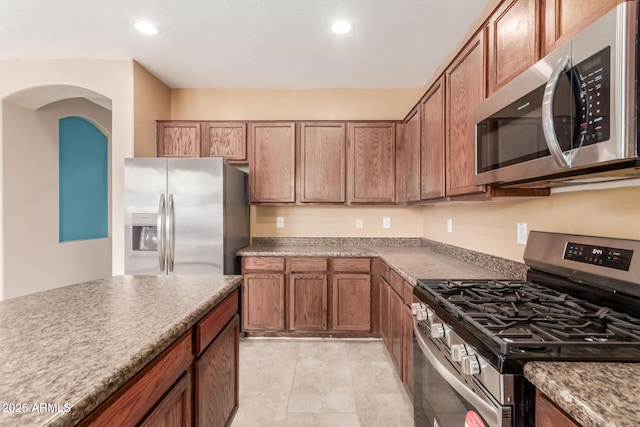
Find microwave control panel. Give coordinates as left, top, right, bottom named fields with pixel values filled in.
left=575, top=46, right=611, bottom=146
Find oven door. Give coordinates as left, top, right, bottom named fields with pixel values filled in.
left=413, top=319, right=511, bottom=427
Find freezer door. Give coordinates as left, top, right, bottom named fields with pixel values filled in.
left=167, top=158, right=224, bottom=275
left=124, top=158, right=168, bottom=275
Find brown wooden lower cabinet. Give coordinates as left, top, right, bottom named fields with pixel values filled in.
left=402, top=302, right=414, bottom=398
left=140, top=373, right=192, bottom=427
left=332, top=273, right=372, bottom=331
left=80, top=289, right=241, bottom=427
left=195, top=315, right=239, bottom=427
left=536, top=390, right=580, bottom=427
left=380, top=276, right=390, bottom=348
left=241, top=256, right=373, bottom=337
left=289, top=273, right=328, bottom=331
left=388, top=286, right=404, bottom=372
left=242, top=274, right=286, bottom=331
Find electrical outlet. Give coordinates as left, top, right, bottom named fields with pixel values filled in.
left=447, top=219, right=453, bottom=233
left=517, top=223, right=528, bottom=244
left=276, top=217, right=284, bottom=228
left=356, top=218, right=364, bottom=229
left=383, top=217, right=391, bottom=229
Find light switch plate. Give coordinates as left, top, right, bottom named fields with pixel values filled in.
left=447, top=219, right=453, bottom=233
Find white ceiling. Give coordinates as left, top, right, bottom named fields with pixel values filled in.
left=0, top=0, right=492, bottom=89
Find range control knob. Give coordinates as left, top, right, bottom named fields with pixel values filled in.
left=430, top=323, right=449, bottom=339
left=416, top=307, right=428, bottom=321
left=450, top=344, right=468, bottom=362
left=461, top=355, right=481, bottom=376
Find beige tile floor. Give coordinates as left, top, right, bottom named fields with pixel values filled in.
left=231, top=338, right=414, bottom=427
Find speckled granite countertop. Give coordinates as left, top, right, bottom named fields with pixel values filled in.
left=525, top=362, right=640, bottom=427
left=237, top=244, right=525, bottom=282
left=0, top=275, right=241, bottom=427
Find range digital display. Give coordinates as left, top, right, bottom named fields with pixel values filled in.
left=564, top=242, right=633, bottom=271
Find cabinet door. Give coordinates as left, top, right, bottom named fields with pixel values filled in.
left=389, top=288, right=403, bottom=373
left=140, top=373, right=192, bottom=427
left=487, top=0, right=539, bottom=94
left=445, top=31, right=486, bottom=197
left=242, top=274, right=285, bottom=331
left=289, top=273, right=328, bottom=331
left=201, top=122, right=247, bottom=161
left=535, top=390, right=580, bottom=427
left=380, top=277, right=390, bottom=349
left=331, top=274, right=372, bottom=331
left=420, top=77, right=446, bottom=200
left=298, top=122, right=346, bottom=203
left=402, top=108, right=421, bottom=203
left=347, top=122, right=396, bottom=203
left=196, top=315, right=239, bottom=427
left=249, top=122, right=296, bottom=203
left=157, top=122, right=201, bottom=157
left=544, top=0, right=623, bottom=54
left=402, top=302, right=414, bottom=398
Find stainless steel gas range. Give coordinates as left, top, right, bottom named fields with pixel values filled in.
left=412, top=231, right=640, bottom=427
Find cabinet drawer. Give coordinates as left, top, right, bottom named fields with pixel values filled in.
left=390, top=270, right=404, bottom=297
left=290, top=257, right=328, bottom=272
left=403, top=280, right=414, bottom=306
left=196, top=289, right=239, bottom=356
left=80, top=333, right=192, bottom=426
left=332, top=258, right=371, bottom=273
left=243, top=257, right=285, bottom=272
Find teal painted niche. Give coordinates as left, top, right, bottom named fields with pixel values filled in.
left=59, top=116, right=108, bottom=242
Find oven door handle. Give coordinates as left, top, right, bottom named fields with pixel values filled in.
left=413, top=318, right=503, bottom=427
left=542, top=55, right=575, bottom=168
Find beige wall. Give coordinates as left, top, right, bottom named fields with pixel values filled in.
left=2, top=99, right=113, bottom=299
left=422, top=185, right=640, bottom=263
left=171, top=88, right=423, bottom=121
left=0, top=59, right=135, bottom=299
left=133, top=62, right=171, bottom=157
left=251, top=205, right=423, bottom=238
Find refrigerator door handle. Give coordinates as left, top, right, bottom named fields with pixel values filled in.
left=168, top=194, right=175, bottom=272
left=157, top=194, right=166, bottom=271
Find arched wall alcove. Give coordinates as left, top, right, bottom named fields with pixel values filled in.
left=2, top=84, right=114, bottom=300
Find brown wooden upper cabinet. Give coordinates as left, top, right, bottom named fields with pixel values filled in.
left=400, top=108, right=421, bottom=203
left=544, top=0, right=624, bottom=55
left=201, top=122, right=247, bottom=161
left=157, top=121, right=248, bottom=161
left=420, top=77, right=446, bottom=201
left=157, top=121, right=201, bottom=157
left=298, top=122, right=346, bottom=203
left=347, top=122, right=396, bottom=203
left=445, top=31, right=486, bottom=197
left=487, top=0, right=540, bottom=95
left=249, top=122, right=296, bottom=203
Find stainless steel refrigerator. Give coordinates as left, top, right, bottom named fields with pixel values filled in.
left=124, top=158, right=248, bottom=275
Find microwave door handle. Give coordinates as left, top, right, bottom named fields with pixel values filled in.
left=157, top=194, right=166, bottom=272
left=542, top=55, right=572, bottom=168
left=167, top=194, right=175, bottom=272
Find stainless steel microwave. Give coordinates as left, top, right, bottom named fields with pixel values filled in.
left=475, top=1, right=640, bottom=187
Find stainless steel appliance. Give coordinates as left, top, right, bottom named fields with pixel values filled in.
left=124, top=158, right=248, bottom=275
left=475, top=1, right=640, bottom=187
left=413, top=231, right=640, bottom=426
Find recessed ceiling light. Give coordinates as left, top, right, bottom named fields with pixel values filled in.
left=134, top=21, right=160, bottom=35
left=331, top=21, right=352, bottom=34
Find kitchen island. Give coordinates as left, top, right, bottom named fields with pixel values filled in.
left=0, top=275, right=241, bottom=426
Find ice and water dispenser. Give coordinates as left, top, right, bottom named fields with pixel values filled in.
left=131, top=213, right=158, bottom=251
